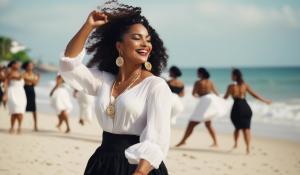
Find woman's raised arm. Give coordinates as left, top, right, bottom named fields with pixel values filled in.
left=65, top=11, right=108, bottom=57
left=59, top=11, right=109, bottom=96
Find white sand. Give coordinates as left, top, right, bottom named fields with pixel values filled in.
left=0, top=108, right=299, bottom=175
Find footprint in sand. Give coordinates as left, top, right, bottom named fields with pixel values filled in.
left=241, top=163, right=247, bottom=167
left=189, top=155, right=196, bottom=159
left=46, top=162, right=53, bottom=166
left=193, top=166, right=201, bottom=170
left=227, top=165, right=233, bottom=169
left=262, top=163, right=269, bottom=167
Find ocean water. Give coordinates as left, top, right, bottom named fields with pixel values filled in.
left=34, top=67, right=300, bottom=141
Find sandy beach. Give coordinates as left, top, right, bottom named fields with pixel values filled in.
left=0, top=108, right=299, bottom=175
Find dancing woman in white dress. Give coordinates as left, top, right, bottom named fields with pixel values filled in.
left=167, top=66, right=185, bottom=124
left=50, top=75, right=72, bottom=133
left=176, top=68, right=226, bottom=147
left=73, top=89, right=94, bottom=125
left=3, top=61, right=27, bottom=134
left=59, top=2, right=172, bottom=174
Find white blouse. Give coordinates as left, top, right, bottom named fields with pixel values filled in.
left=59, top=49, right=172, bottom=169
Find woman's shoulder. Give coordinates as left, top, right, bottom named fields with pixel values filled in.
left=102, top=70, right=116, bottom=79
left=145, top=75, right=172, bottom=95
left=90, top=70, right=116, bottom=83
left=169, top=79, right=184, bottom=87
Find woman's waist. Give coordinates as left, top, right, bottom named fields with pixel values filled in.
left=100, top=131, right=139, bottom=152
left=198, top=91, right=213, bottom=97
left=233, top=97, right=247, bottom=101
left=24, top=84, right=35, bottom=87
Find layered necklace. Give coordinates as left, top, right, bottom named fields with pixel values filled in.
left=106, top=70, right=142, bottom=118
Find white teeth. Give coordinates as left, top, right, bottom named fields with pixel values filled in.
left=137, top=49, right=148, bottom=54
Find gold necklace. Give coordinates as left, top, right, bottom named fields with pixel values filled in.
left=106, top=70, right=142, bottom=118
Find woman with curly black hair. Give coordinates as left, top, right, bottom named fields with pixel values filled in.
left=59, top=1, right=171, bottom=175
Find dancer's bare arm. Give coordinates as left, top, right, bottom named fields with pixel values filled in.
left=64, top=11, right=108, bottom=58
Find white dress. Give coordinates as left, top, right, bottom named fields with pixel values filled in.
left=50, top=84, right=73, bottom=115
left=189, top=93, right=227, bottom=122
left=75, top=91, right=94, bottom=122
left=59, top=49, right=172, bottom=169
left=170, top=93, right=184, bottom=124
left=7, top=79, right=27, bottom=114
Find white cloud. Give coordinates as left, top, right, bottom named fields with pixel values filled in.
left=196, top=1, right=300, bottom=28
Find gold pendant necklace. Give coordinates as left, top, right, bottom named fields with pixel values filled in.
left=106, top=70, right=142, bottom=118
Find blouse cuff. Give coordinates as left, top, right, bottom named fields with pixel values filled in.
left=125, top=141, right=164, bottom=169
left=59, top=49, right=86, bottom=72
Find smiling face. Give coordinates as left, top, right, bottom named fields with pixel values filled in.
left=116, top=23, right=152, bottom=66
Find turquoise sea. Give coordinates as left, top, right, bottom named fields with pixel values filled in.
left=172, top=67, right=300, bottom=101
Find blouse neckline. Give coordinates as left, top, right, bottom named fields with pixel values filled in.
left=111, top=75, right=155, bottom=101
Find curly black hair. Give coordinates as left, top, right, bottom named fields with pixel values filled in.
left=232, top=68, right=244, bottom=85
left=169, top=66, right=182, bottom=78
left=21, top=60, right=32, bottom=70
left=86, top=2, right=168, bottom=76
left=8, top=60, right=17, bottom=68
left=197, top=67, right=210, bottom=79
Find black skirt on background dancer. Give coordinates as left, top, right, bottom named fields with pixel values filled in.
left=231, top=98, right=253, bottom=129
left=24, top=84, right=36, bottom=112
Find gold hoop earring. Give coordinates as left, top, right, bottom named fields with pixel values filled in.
left=144, top=61, right=152, bottom=71
left=116, top=56, right=124, bottom=67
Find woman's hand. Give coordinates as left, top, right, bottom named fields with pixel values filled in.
left=64, top=11, right=108, bottom=58
left=264, top=99, right=272, bottom=105
left=2, top=94, right=7, bottom=104
left=85, top=11, right=108, bottom=29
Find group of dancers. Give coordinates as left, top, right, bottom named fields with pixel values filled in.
left=0, top=62, right=94, bottom=134
left=0, top=61, right=39, bottom=133
left=0, top=61, right=271, bottom=154
left=167, top=66, right=272, bottom=154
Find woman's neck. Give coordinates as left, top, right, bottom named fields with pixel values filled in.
left=118, top=63, right=142, bottom=82
left=26, top=70, right=33, bottom=74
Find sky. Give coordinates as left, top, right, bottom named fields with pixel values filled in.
left=0, top=0, right=300, bottom=68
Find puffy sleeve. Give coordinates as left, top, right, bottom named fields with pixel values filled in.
left=58, top=49, right=103, bottom=96
left=125, top=81, right=172, bottom=169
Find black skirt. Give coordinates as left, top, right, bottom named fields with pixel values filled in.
left=231, top=98, right=253, bottom=129
left=24, top=85, right=36, bottom=112
left=84, top=131, right=168, bottom=175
